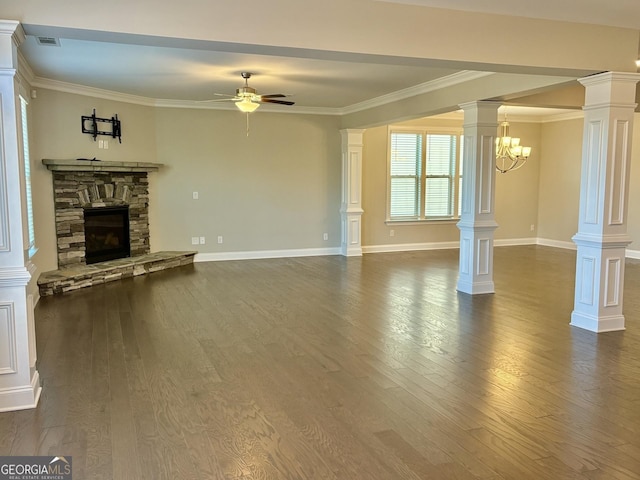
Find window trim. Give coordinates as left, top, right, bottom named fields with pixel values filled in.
left=386, top=125, right=463, bottom=223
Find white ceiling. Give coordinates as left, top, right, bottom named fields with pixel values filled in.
left=377, top=0, right=640, bottom=29
left=16, top=0, right=640, bottom=115
left=20, top=35, right=461, bottom=109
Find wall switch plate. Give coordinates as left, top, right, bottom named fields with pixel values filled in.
left=98, top=140, right=104, bottom=149
left=390, top=229, right=395, bottom=237
left=530, top=224, right=535, bottom=231
left=199, top=236, right=206, bottom=244
left=191, top=237, right=199, bottom=245
left=192, top=191, right=199, bottom=200
left=323, top=233, right=328, bottom=241
left=217, top=236, right=223, bottom=244
left=104, top=140, right=109, bottom=149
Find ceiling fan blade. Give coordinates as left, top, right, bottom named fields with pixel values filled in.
left=260, top=98, right=295, bottom=106
left=260, top=94, right=288, bottom=99
left=197, top=97, right=240, bottom=103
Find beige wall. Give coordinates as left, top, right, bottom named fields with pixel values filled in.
left=29, top=89, right=342, bottom=272
left=4, top=1, right=638, bottom=74
left=151, top=108, right=342, bottom=253
left=537, top=118, right=583, bottom=244
left=494, top=122, right=542, bottom=239
left=29, top=89, right=158, bottom=273
left=537, top=114, right=640, bottom=251
left=362, top=117, right=541, bottom=248
left=27, top=89, right=640, bottom=275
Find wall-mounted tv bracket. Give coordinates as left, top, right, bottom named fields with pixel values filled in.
left=81, top=109, right=122, bottom=143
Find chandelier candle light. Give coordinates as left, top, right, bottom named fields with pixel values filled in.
left=495, top=119, right=532, bottom=173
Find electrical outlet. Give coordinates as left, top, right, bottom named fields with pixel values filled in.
left=390, top=229, right=395, bottom=237
left=104, top=140, right=109, bottom=149
left=530, top=224, right=535, bottom=231
left=199, top=236, right=206, bottom=245
left=191, top=237, right=199, bottom=245
left=192, top=191, right=199, bottom=200
left=98, top=140, right=104, bottom=149
left=217, top=236, right=223, bottom=244
left=323, top=233, right=328, bottom=241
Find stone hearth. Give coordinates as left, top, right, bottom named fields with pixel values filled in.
left=38, top=251, right=196, bottom=296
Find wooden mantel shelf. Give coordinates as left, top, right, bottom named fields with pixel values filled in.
left=42, top=158, right=163, bottom=172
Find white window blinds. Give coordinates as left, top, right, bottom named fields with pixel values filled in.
left=20, top=96, right=35, bottom=249
left=389, top=129, right=461, bottom=221
left=390, top=132, right=422, bottom=218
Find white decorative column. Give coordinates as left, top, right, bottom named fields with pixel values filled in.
left=457, top=101, right=500, bottom=294
left=0, top=20, right=41, bottom=411
left=340, top=129, right=365, bottom=256
left=570, top=72, right=640, bottom=333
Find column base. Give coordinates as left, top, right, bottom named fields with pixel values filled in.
left=457, top=279, right=495, bottom=295
left=341, top=245, right=363, bottom=257
left=570, top=311, right=625, bottom=333
left=0, top=370, right=42, bottom=412
left=340, top=209, right=363, bottom=257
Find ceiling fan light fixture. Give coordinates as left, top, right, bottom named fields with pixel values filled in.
left=235, top=97, right=260, bottom=113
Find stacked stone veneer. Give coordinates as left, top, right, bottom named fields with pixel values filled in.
left=53, top=171, right=150, bottom=267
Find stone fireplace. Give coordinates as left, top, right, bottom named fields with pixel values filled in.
left=39, top=159, right=196, bottom=296
left=43, top=159, right=161, bottom=268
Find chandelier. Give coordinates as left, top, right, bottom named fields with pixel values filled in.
left=495, top=119, right=531, bottom=173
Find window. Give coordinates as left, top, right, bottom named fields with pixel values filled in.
left=388, top=128, right=463, bottom=221
left=20, top=96, right=35, bottom=252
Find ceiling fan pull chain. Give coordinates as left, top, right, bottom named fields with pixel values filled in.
left=246, top=112, right=250, bottom=137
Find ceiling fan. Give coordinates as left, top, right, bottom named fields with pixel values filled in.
left=205, top=72, right=295, bottom=113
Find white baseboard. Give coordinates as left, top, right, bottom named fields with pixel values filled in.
left=495, top=237, right=537, bottom=247
left=362, top=238, right=538, bottom=254
left=193, top=240, right=640, bottom=262
left=362, top=241, right=459, bottom=254
left=625, top=249, right=640, bottom=260
left=0, top=371, right=42, bottom=413
left=536, top=238, right=576, bottom=250
left=194, top=247, right=342, bottom=262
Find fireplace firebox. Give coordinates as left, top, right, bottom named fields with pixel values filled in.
left=84, top=206, right=131, bottom=264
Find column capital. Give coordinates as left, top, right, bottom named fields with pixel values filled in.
left=0, top=20, right=25, bottom=70
left=459, top=101, right=501, bottom=127
left=340, top=129, right=365, bottom=146
left=459, top=100, right=502, bottom=111
left=579, top=71, right=640, bottom=108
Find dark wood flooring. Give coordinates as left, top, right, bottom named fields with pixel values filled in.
left=2, top=245, right=640, bottom=479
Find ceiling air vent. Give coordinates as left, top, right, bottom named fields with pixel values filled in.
left=36, top=36, right=60, bottom=47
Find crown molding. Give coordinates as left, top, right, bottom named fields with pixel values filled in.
left=339, top=71, right=494, bottom=115
left=26, top=69, right=495, bottom=117
left=432, top=107, right=585, bottom=123
left=23, top=69, right=591, bottom=122
left=539, top=110, right=584, bottom=123
left=30, top=76, right=158, bottom=106
left=29, top=76, right=341, bottom=114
